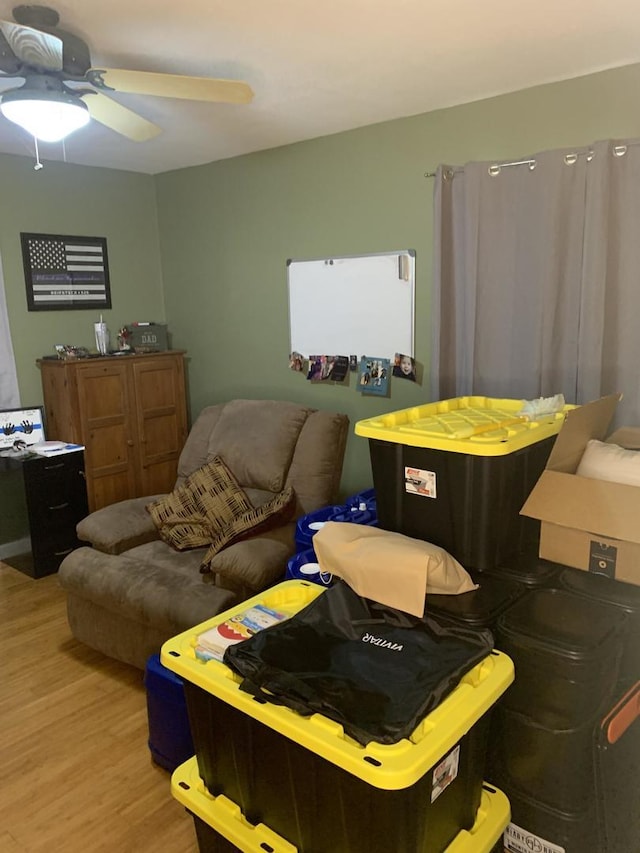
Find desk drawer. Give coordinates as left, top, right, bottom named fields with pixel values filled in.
left=23, top=453, right=88, bottom=520
left=22, top=451, right=89, bottom=577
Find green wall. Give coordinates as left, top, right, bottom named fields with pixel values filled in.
left=0, top=154, right=163, bottom=547
left=0, top=154, right=164, bottom=406
left=155, top=63, right=640, bottom=497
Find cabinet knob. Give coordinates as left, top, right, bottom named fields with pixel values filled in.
left=127, top=440, right=134, bottom=447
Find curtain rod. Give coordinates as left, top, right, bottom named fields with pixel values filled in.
left=424, top=157, right=536, bottom=178
left=424, top=143, right=635, bottom=178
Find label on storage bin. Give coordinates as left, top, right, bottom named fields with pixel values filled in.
left=404, top=466, right=436, bottom=498
left=430, top=744, right=459, bottom=803
left=504, top=822, right=565, bottom=853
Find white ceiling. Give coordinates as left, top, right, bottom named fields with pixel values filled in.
left=0, top=0, right=639, bottom=175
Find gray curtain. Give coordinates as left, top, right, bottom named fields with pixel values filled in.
left=431, top=138, right=640, bottom=427
left=0, top=253, right=19, bottom=408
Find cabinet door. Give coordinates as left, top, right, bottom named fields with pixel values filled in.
left=76, top=361, right=138, bottom=510
left=130, top=355, right=187, bottom=496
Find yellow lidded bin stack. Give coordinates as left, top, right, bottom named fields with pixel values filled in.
left=163, top=579, right=514, bottom=853
left=354, top=396, right=573, bottom=570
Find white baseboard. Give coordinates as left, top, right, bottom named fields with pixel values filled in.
left=0, top=537, right=31, bottom=559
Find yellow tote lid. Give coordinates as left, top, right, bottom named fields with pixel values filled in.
left=171, top=757, right=511, bottom=853
left=162, top=579, right=514, bottom=789
left=355, top=396, right=573, bottom=456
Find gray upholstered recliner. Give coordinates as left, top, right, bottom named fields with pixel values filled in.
left=58, top=399, right=349, bottom=668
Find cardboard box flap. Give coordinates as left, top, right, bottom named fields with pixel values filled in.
left=546, top=394, right=621, bottom=473
left=521, top=469, right=640, bottom=545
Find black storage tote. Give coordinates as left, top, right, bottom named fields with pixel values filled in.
left=224, top=579, right=494, bottom=746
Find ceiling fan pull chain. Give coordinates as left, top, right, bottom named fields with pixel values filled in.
left=33, top=135, right=43, bottom=171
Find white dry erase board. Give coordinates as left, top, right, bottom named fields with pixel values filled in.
left=287, top=250, right=415, bottom=359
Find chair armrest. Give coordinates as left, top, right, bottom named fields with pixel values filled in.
left=209, top=523, right=296, bottom=594
left=76, top=495, right=165, bottom=555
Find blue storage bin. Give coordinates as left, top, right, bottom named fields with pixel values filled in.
left=285, top=547, right=333, bottom=586
left=144, top=653, right=194, bottom=772
left=295, top=503, right=378, bottom=553
left=294, top=504, right=346, bottom=552
left=345, top=487, right=377, bottom=513
left=331, top=505, right=378, bottom=528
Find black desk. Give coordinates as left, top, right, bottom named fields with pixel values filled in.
left=1, top=450, right=88, bottom=578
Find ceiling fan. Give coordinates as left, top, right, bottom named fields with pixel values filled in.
left=0, top=4, right=254, bottom=143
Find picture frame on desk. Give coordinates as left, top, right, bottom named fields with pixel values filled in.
left=0, top=406, right=46, bottom=453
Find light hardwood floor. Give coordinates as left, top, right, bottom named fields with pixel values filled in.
left=0, top=561, right=198, bottom=853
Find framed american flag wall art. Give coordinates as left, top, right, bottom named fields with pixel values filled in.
left=20, top=232, right=112, bottom=311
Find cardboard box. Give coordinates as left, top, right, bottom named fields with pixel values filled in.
left=521, top=393, right=640, bottom=586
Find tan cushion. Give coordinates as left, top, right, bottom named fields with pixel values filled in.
left=201, top=487, right=296, bottom=571
left=208, top=399, right=311, bottom=492
left=209, top=523, right=296, bottom=593
left=175, top=404, right=227, bottom=485
left=146, top=456, right=252, bottom=550
left=284, top=408, right=350, bottom=515
left=76, top=495, right=164, bottom=555
left=313, top=522, right=477, bottom=617
left=174, top=401, right=349, bottom=516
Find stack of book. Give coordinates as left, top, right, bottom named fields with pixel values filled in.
left=195, top=604, right=287, bottom=662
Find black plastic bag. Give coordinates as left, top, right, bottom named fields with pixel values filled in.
left=224, top=580, right=494, bottom=745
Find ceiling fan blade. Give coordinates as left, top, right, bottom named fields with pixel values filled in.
left=92, top=68, right=254, bottom=104
left=0, top=20, right=62, bottom=71
left=81, top=91, right=161, bottom=142
left=0, top=28, right=21, bottom=74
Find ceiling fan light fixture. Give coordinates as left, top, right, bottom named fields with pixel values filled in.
left=0, top=89, right=90, bottom=142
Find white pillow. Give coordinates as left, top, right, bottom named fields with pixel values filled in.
left=576, top=439, right=640, bottom=487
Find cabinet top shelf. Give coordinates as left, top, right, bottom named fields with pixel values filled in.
left=37, top=350, right=186, bottom=366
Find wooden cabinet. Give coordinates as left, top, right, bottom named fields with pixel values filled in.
left=38, top=351, right=188, bottom=512
left=1, top=451, right=89, bottom=578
